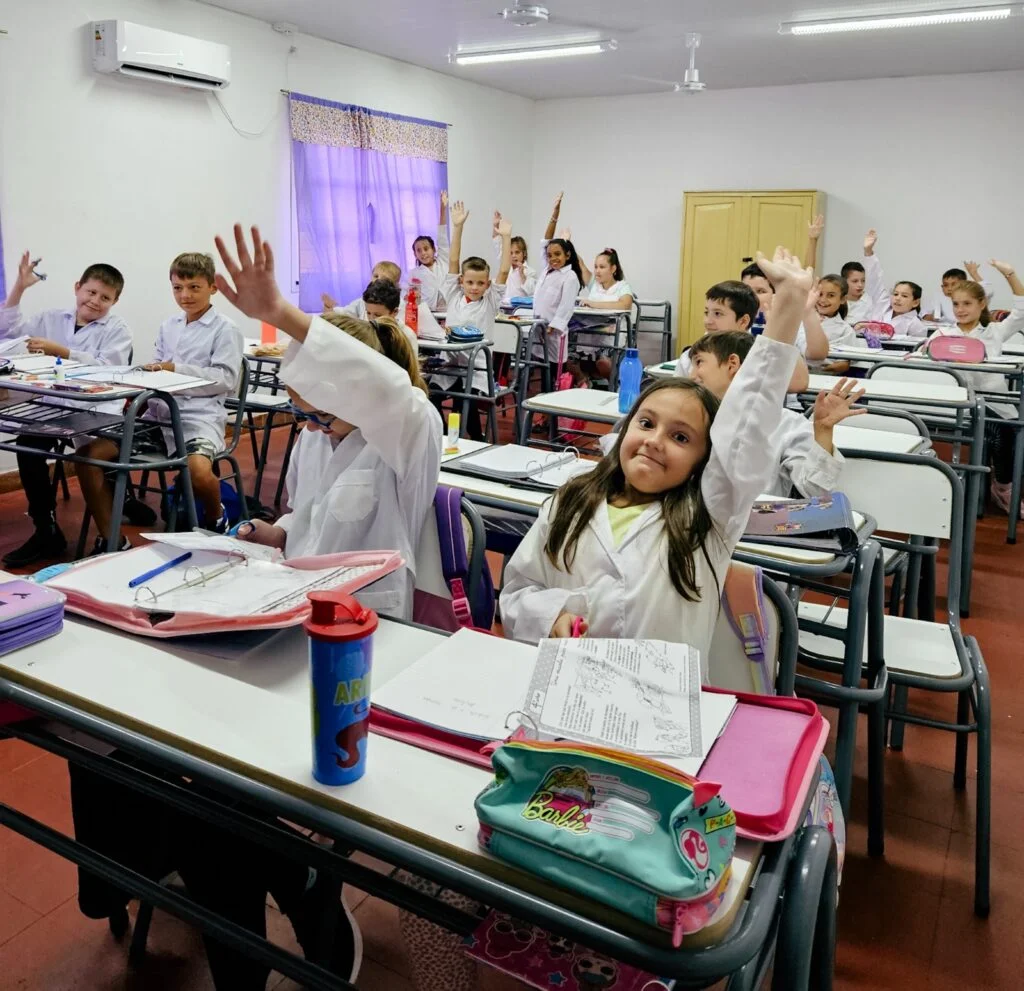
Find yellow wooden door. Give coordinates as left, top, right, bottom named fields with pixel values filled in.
left=679, top=190, right=823, bottom=352
left=747, top=192, right=821, bottom=267
left=679, top=195, right=746, bottom=349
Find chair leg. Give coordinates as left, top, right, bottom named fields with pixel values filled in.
left=973, top=657, right=991, bottom=918
left=76, top=511, right=92, bottom=560
left=888, top=684, right=909, bottom=751
left=887, top=566, right=904, bottom=617
left=953, top=690, right=969, bottom=791
left=128, top=901, right=154, bottom=966
left=867, top=692, right=885, bottom=858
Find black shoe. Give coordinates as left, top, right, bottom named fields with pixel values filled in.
left=90, top=535, right=132, bottom=556
left=3, top=524, right=67, bottom=568
left=122, top=498, right=157, bottom=527
left=290, top=874, right=362, bottom=984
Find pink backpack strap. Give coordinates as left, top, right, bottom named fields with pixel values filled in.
left=434, top=485, right=474, bottom=629
left=721, top=563, right=774, bottom=696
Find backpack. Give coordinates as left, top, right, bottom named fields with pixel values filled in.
left=162, top=478, right=243, bottom=531
left=922, top=333, right=986, bottom=363
left=718, top=562, right=774, bottom=695
left=413, top=485, right=495, bottom=632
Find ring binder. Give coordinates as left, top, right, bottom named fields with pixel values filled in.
left=132, top=553, right=248, bottom=607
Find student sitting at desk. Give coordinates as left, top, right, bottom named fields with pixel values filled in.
left=740, top=262, right=829, bottom=364
left=674, top=279, right=812, bottom=394
left=501, top=246, right=811, bottom=662
left=924, top=260, right=1024, bottom=515
left=860, top=229, right=929, bottom=338
left=0, top=252, right=132, bottom=567
left=571, top=244, right=635, bottom=385
left=812, top=274, right=857, bottom=375
left=492, top=210, right=536, bottom=303
left=75, top=252, right=244, bottom=552
left=321, top=260, right=444, bottom=344
left=533, top=192, right=584, bottom=379
left=923, top=261, right=995, bottom=324
left=427, top=200, right=511, bottom=441
left=411, top=189, right=451, bottom=310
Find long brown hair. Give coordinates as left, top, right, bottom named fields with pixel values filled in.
left=320, top=312, right=429, bottom=396
left=544, top=378, right=725, bottom=602
left=953, top=280, right=991, bottom=327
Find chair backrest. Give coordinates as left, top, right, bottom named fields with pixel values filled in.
left=708, top=567, right=798, bottom=697
left=412, top=489, right=489, bottom=632
left=868, top=361, right=968, bottom=388
left=838, top=450, right=964, bottom=617
left=220, top=356, right=251, bottom=457
left=836, top=407, right=930, bottom=438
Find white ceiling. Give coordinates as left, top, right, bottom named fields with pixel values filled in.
left=201, top=0, right=1024, bottom=99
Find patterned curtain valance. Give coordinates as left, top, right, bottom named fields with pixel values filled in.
left=288, top=93, right=448, bottom=163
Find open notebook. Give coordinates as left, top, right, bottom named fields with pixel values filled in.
left=69, top=366, right=213, bottom=392
left=442, top=444, right=596, bottom=490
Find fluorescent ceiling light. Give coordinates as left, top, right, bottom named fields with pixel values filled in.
left=780, top=4, right=1020, bottom=35
left=452, top=40, right=616, bottom=65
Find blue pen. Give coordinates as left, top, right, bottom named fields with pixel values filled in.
left=127, top=551, right=193, bottom=589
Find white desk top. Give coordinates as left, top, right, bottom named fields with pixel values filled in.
left=829, top=345, right=1024, bottom=374
left=0, top=609, right=757, bottom=947
left=806, top=373, right=970, bottom=404
left=418, top=339, right=493, bottom=353
left=833, top=424, right=927, bottom=455
left=523, top=388, right=622, bottom=422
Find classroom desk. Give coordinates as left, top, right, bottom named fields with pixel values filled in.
left=0, top=613, right=835, bottom=988
left=519, top=388, right=621, bottom=445
left=0, top=376, right=198, bottom=552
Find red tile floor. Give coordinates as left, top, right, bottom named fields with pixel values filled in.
left=0, top=414, right=1022, bottom=990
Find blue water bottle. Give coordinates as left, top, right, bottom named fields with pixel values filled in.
left=305, top=591, right=378, bottom=786
left=618, top=347, right=643, bottom=414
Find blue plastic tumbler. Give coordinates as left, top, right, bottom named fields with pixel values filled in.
left=618, top=347, right=643, bottom=414
left=305, top=591, right=378, bottom=786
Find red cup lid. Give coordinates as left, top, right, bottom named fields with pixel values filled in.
left=304, top=591, right=378, bottom=642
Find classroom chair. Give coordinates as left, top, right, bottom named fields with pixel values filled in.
left=74, top=359, right=252, bottom=555
left=797, top=451, right=990, bottom=917
left=868, top=361, right=968, bottom=389
left=633, top=299, right=674, bottom=363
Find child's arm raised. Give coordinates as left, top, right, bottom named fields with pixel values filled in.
left=812, top=377, right=866, bottom=454
left=435, top=190, right=451, bottom=269
left=543, top=192, right=563, bottom=241
left=0, top=252, right=46, bottom=338
left=989, top=259, right=1024, bottom=342
left=496, top=216, right=513, bottom=286
left=449, top=200, right=468, bottom=276
left=701, top=248, right=808, bottom=539
left=861, top=229, right=888, bottom=315
left=805, top=214, right=824, bottom=270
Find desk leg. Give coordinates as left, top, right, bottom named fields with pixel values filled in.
left=1007, top=397, right=1024, bottom=544
left=252, top=411, right=276, bottom=505
left=960, top=402, right=985, bottom=616
left=246, top=410, right=261, bottom=470
left=772, top=827, right=838, bottom=991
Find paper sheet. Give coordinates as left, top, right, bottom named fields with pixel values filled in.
left=371, top=628, right=536, bottom=741
left=70, top=367, right=212, bottom=391
left=458, top=444, right=573, bottom=479
left=141, top=531, right=283, bottom=563
left=524, top=639, right=705, bottom=758
left=47, top=543, right=381, bottom=618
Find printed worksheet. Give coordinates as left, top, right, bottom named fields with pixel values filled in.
left=524, top=639, right=704, bottom=758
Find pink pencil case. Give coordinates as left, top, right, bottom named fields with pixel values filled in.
left=44, top=548, right=404, bottom=638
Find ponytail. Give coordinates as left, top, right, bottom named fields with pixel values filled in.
left=320, top=312, right=429, bottom=396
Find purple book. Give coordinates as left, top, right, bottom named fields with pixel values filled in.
left=0, top=580, right=65, bottom=656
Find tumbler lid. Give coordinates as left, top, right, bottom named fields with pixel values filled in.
left=304, top=591, right=378, bottom=642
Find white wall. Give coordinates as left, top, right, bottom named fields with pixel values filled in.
left=0, top=0, right=535, bottom=358
left=531, top=70, right=1024, bottom=334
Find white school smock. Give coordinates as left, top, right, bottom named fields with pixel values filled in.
left=411, top=225, right=451, bottom=310
left=846, top=297, right=874, bottom=325
left=862, top=256, right=929, bottom=337
left=574, top=279, right=635, bottom=355
left=533, top=240, right=581, bottom=363
left=926, top=297, right=1024, bottom=418
left=0, top=304, right=131, bottom=365
left=927, top=281, right=994, bottom=325
left=143, top=307, right=243, bottom=452
left=276, top=316, right=443, bottom=619
left=501, top=335, right=800, bottom=670
left=820, top=314, right=858, bottom=348
left=429, top=274, right=504, bottom=393
left=333, top=299, right=426, bottom=353
left=281, top=426, right=336, bottom=516
left=492, top=236, right=537, bottom=302
left=767, top=408, right=844, bottom=498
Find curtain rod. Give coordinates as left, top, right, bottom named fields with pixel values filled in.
left=280, top=89, right=452, bottom=126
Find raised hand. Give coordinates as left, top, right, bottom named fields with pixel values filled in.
left=863, top=229, right=878, bottom=256
left=989, top=259, right=1016, bottom=279
left=214, top=224, right=286, bottom=324
left=15, top=251, right=43, bottom=292
left=813, top=378, right=867, bottom=429
left=557, top=226, right=572, bottom=241
left=804, top=286, right=820, bottom=313
left=963, top=259, right=983, bottom=282
left=450, top=200, right=469, bottom=227
left=497, top=217, right=512, bottom=238
left=808, top=214, right=825, bottom=239
left=755, top=246, right=814, bottom=295
left=321, top=292, right=338, bottom=311
left=552, top=191, right=564, bottom=212
left=440, top=190, right=448, bottom=209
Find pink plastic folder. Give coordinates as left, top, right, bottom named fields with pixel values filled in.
left=700, top=689, right=828, bottom=841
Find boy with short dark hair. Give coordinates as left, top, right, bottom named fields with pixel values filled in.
left=924, top=263, right=995, bottom=324
left=75, top=252, right=244, bottom=553
left=0, top=252, right=132, bottom=566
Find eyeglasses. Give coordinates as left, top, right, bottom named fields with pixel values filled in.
left=286, top=400, right=336, bottom=430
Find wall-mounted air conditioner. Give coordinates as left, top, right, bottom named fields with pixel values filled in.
left=91, top=20, right=231, bottom=91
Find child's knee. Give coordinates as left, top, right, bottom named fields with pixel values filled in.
left=187, top=454, right=216, bottom=485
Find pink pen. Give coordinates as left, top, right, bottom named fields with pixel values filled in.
left=570, top=617, right=586, bottom=638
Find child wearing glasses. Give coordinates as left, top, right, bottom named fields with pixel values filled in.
left=236, top=310, right=439, bottom=618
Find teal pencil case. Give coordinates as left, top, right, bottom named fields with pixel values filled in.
left=475, top=740, right=736, bottom=945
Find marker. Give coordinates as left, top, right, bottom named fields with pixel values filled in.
left=127, top=551, right=193, bottom=589
left=570, top=617, right=586, bottom=638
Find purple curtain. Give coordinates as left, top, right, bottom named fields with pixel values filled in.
left=290, top=95, right=448, bottom=312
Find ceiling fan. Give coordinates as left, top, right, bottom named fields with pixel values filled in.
left=624, top=32, right=707, bottom=93
left=496, top=2, right=621, bottom=33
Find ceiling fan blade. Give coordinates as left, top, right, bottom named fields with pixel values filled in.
left=622, top=73, right=682, bottom=90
